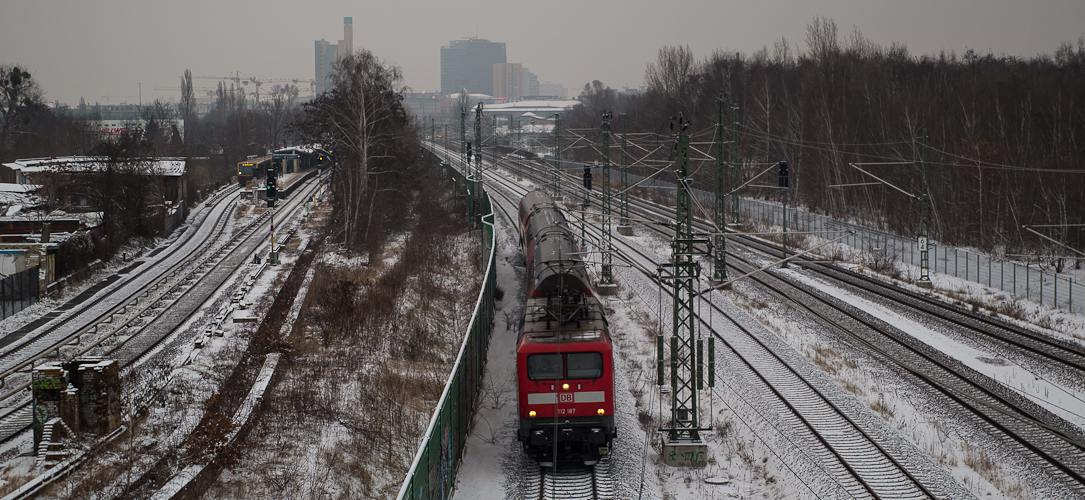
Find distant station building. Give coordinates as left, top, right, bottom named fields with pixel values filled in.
left=441, top=38, right=506, bottom=96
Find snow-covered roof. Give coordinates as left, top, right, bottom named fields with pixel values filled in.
left=449, top=93, right=493, bottom=100
left=274, top=144, right=325, bottom=155
left=3, top=157, right=186, bottom=179
left=482, top=100, right=580, bottom=114
left=0, top=183, right=40, bottom=193
left=0, top=183, right=43, bottom=213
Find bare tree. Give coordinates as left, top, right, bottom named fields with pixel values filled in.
left=262, top=84, right=299, bottom=149
left=645, top=45, right=698, bottom=102
left=179, top=69, right=196, bottom=142
left=140, top=98, right=179, bottom=156
left=295, top=49, right=419, bottom=253
left=0, top=65, right=44, bottom=157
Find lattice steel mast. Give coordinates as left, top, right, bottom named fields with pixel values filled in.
left=713, top=96, right=728, bottom=283
left=600, top=111, right=614, bottom=287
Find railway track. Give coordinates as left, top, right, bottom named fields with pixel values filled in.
left=574, top=161, right=1085, bottom=492
left=0, top=173, right=324, bottom=449
left=471, top=149, right=940, bottom=498
left=467, top=144, right=1085, bottom=495
left=527, top=461, right=614, bottom=500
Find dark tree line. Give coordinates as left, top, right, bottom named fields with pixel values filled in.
left=294, top=49, right=422, bottom=257
left=566, top=19, right=1085, bottom=261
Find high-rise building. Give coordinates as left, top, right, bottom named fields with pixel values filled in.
left=492, top=63, right=523, bottom=99
left=524, top=69, right=540, bottom=97
left=338, top=17, right=353, bottom=61
left=441, top=38, right=506, bottom=96
left=539, top=83, right=568, bottom=99
left=315, top=18, right=353, bottom=95
left=315, top=40, right=337, bottom=94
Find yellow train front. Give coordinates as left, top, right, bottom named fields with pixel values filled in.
left=516, top=190, right=616, bottom=466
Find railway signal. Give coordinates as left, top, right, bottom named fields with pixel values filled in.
left=583, top=164, right=592, bottom=190
left=266, top=164, right=277, bottom=207
left=778, top=160, right=789, bottom=188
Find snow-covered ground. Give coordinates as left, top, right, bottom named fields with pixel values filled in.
left=451, top=162, right=1085, bottom=499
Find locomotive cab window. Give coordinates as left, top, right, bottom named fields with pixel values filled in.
left=527, top=354, right=563, bottom=380
left=566, top=352, right=603, bottom=379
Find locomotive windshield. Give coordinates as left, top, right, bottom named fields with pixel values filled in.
left=527, top=352, right=603, bottom=380
left=527, top=354, right=563, bottom=380
left=566, top=352, right=603, bottom=379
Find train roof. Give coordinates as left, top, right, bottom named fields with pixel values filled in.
left=520, top=328, right=608, bottom=343
left=519, top=190, right=554, bottom=215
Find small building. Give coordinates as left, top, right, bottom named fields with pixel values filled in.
left=0, top=156, right=187, bottom=208
left=1, top=156, right=188, bottom=234
left=32, top=357, right=122, bottom=449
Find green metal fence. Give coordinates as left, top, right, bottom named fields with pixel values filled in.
left=397, top=152, right=496, bottom=500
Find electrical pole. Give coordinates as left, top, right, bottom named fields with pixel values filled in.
left=555, top=113, right=564, bottom=199
left=780, top=161, right=789, bottom=267
left=475, top=102, right=484, bottom=236
left=712, top=96, right=728, bottom=284
left=461, top=102, right=471, bottom=230
left=918, top=128, right=932, bottom=288
left=730, top=101, right=740, bottom=225
left=475, top=102, right=483, bottom=181
left=599, top=111, right=615, bottom=291
left=618, top=113, right=632, bottom=235
left=658, top=116, right=710, bottom=467
left=516, top=117, right=523, bottom=180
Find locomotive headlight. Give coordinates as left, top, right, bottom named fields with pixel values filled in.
left=529, top=410, right=537, bottom=418
left=597, top=408, right=605, bottom=416
left=562, top=383, right=570, bottom=391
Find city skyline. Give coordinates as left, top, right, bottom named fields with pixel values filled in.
left=1, top=0, right=1082, bottom=107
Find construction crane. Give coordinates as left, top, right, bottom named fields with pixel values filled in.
left=193, top=74, right=316, bottom=101
left=261, top=78, right=317, bottom=97
left=154, top=86, right=240, bottom=93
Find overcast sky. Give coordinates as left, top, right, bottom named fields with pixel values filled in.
left=2, top=0, right=1082, bottom=107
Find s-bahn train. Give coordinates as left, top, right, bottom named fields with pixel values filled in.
left=516, top=190, right=616, bottom=466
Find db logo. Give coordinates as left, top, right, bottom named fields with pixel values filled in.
left=559, top=393, right=574, bottom=403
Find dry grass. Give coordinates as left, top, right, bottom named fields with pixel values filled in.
left=810, top=345, right=842, bottom=375
left=962, top=446, right=1022, bottom=495
left=841, top=379, right=863, bottom=396
left=868, top=396, right=894, bottom=418
left=0, top=474, right=33, bottom=497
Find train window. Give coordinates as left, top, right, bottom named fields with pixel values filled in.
left=566, top=352, right=603, bottom=379
left=527, top=354, right=563, bottom=380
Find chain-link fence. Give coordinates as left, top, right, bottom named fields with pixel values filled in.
left=612, top=167, right=1084, bottom=315
left=398, top=151, right=496, bottom=500
left=1, top=266, right=39, bottom=320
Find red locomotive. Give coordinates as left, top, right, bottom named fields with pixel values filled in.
left=516, top=190, right=616, bottom=466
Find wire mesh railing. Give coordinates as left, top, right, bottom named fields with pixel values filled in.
left=611, top=165, right=1083, bottom=314
left=397, top=151, right=496, bottom=500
